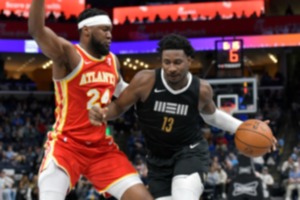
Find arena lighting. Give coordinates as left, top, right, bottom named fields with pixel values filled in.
left=123, top=58, right=150, bottom=70
left=17, top=57, right=35, bottom=72
left=1, top=33, right=300, bottom=54
left=42, top=60, right=53, bottom=69
left=268, top=53, right=278, bottom=63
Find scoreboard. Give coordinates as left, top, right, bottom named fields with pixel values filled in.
left=215, top=39, right=243, bottom=69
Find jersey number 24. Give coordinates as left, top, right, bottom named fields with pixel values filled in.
left=86, top=89, right=110, bottom=109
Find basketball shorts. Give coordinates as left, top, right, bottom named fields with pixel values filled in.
left=146, top=138, right=210, bottom=198
left=39, top=132, right=138, bottom=193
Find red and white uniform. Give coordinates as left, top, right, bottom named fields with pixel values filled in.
left=39, top=45, right=137, bottom=192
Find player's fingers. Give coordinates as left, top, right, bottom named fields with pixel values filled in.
left=89, top=107, right=104, bottom=124
left=263, top=120, right=270, bottom=125
left=88, top=110, right=100, bottom=125
left=268, top=137, right=277, bottom=152
left=272, top=136, right=277, bottom=144
left=89, top=107, right=99, bottom=120
left=89, top=118, right=102, bottom=126
left=272, top=137, right=277, bottom=151
left=91, top=106, right=107, bottom=121
left=102, top=107, right=109, bottom=120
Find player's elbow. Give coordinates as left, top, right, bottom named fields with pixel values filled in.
left=28, top=21, right=44, bottom=38
left=28, top=23, right=38, bottom=38
left=28, top=26, right=41, bottom=38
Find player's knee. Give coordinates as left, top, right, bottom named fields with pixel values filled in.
left=107, top=174, right=153, bottom=200
left=171, top=172, right=204, bottom=200
left=38, top=160, right=70, bottom=198
left=39, top=191, right=66, bottom=200
left=156, top=196, right=172, bottom=200
left=120, top=183, right=153, bottom=200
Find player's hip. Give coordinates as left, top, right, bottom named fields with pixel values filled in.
left=147, top=138, right=209, bottom=168
left=45, top=131, right=118, bottom=157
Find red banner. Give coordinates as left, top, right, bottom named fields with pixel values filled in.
left=1, top=16, right=300, bottom=41
left=0, top=0, right=85, bottom=18
left=113, top=0, right=264, bottom=24
left=112, top=16, right=300, bottom=41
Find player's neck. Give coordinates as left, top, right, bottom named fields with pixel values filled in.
left=79, top=43, right=103, bottom=59
left=167, top=77, right=188, bottom=90
left=161, top=69, right=192, bottom=94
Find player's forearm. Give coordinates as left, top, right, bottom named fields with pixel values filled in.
left=200, top=109, right=243, bottom=134
left=106, top=102, right=128, bottom=120
left=28, top=0, right=46, bottom=36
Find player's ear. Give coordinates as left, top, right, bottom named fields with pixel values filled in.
left=82, top=26, right=91, bottom=37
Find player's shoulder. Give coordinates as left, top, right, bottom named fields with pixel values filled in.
left=198, top=78, right=210, bottom=86
left=61, top=38, right=76, bottom=50
left=198, top=78, right=213, bottom=98
left=108, top=51, right=117, bottom=58
left=130, top=69, right=155, bottom=87
left=133, top=69, right=155, bottom=81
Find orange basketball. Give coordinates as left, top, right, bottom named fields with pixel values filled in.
left=235, top=119, right=274, bottom=157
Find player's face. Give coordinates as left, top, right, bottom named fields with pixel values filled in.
left=89, top=25, right=112, bottom=55
left=161, top=50, right=192, bottom=88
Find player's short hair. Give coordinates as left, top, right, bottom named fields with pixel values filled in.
left=77, top=8, right=109, bottom=34
left=157, top=34, right=195, bottom=58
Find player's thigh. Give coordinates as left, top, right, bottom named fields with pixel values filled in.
left=148, top=176, right=172, bottom=200
left=147, top=157, right=173, bottom=199
left=174, top=140, right=210, bottom=176
left=39, top=139, right=83, bottom=189
left=38, top=160, right=70, bottom=200
left=84, top=149, right=138, bottom=194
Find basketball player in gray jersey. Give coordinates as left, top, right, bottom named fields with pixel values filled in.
left=89, top=34, right=274, bottom=200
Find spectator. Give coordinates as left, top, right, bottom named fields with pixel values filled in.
left=3, top=146, right=17, bottom=163
left=1, top=171, right=16, bottom=200
left=260, top=70, right=272, bottom=86
left=281, top=155, right=298, bottom=181
left=257, top=166, right=274, bottom=199
left=285, top=4, right=294, bottom=16
left=285, top=162, right=300, bottom=200
left=27, top=175, right=38, bottom=200
left=215, top=164, right=228, bottom=199
left=206, top=163, right=221, bottom=199
left=16, top=174, right=30, bottom=200
left=273, top=71, right=284, bottom=85
left=134, top=156, right=148, bottom=186
left=223, top=159, right=237, bottom=191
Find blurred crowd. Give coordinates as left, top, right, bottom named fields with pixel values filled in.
left=0, top=95, right=53, bottom=200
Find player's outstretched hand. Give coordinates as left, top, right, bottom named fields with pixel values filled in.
left=89, top=106, right=108, bottom=126
left=263, top=120, right=277, bottom=152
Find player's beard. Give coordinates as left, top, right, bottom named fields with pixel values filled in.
left=90, top=34, right=109, bottom=56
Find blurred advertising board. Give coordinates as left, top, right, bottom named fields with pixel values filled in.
left=0, top=0, right=85, bottom=18
left=1, top=16, right=300, bottom=41
left=113, top=0, right=264, bottom=24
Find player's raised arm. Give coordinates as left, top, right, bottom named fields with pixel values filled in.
left=28, top=0, right=71, bottom=61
